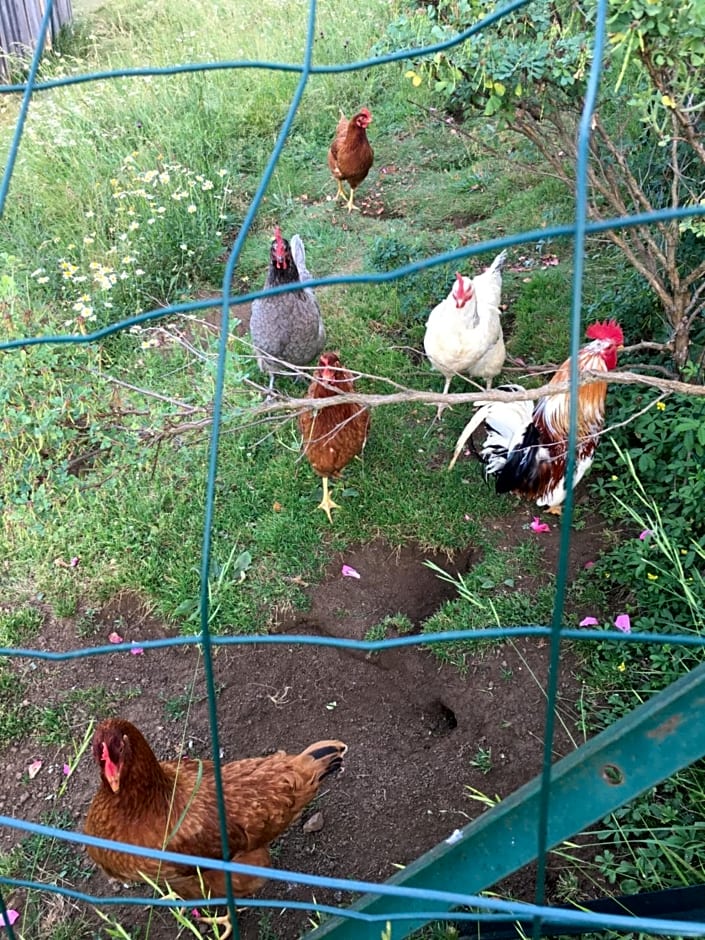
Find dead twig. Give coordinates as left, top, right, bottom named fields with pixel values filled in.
left=234, top=369, right=705, bottom=419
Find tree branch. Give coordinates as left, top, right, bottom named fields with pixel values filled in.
left=221, top=368, right=705, bottom=422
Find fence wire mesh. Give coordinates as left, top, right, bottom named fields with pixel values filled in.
left=1, top=0, right=705, bottom=938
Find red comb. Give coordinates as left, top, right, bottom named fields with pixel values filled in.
left=585, top=319, right=624, bottom=346
left=272, top=226, right=287, bottom=267
left=452, top=273, right=473, bottom=308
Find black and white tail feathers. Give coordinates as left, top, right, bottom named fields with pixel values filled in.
left=302, top=740, right=347, bottom=781
left=448, top=385, right=528, bottom=468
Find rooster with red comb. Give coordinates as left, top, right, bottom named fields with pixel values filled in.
left=448, top=320, right=624, bottom=513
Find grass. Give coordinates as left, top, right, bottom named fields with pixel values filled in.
left=0, top=810, right=94, bottom=883
left=0, top=809, right=95, bottom=940
left=0, top=663, right=32, bottom=745
left=1, top=0, right=703, bottom=936
left=0, top=607, right=44, bottom=646
left=469, top=745, right=493, bottom=775
left=421, top=537, right=555, bottom=671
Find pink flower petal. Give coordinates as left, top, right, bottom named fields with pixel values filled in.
left=0, top=910, right=19, bottom=927
left=27, top=759, right=42, bottom=779
left=583, top=561, right=595, bottom=569
left=614, top=614, right=631, bottom=633
left=530, top=517, right=550, bottom=533
left=108, top=631, right=124, bottom=644
left=579, top=616, right=599, bottom=627
left=69, top=556, right=80, bottom=567
left=63, top=763, right=72, bottom=776
left=130, top=644, right=144, bottom=655
left=191, top=909, right=201, bottom=919
left=341, top=565, right=361, bottom=579
left=463, top=514, right=471, bottom=521
left=639, top=529, right=654, bottom=540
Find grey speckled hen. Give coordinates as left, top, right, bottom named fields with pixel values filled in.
left=250, top=227, right=326, bottom=391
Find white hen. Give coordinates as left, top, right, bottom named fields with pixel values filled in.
left=423, top=249, right=507, bottom=418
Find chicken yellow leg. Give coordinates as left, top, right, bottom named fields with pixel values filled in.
left=345, top=186, right=360, bottom=213
left=333, top=179, right=348, bottom=202
left=318, top=476, right=340, bottom=524
left=436, top=376, right=452, bottom=420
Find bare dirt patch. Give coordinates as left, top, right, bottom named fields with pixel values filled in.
left=0, top=531, right=599, bottom=939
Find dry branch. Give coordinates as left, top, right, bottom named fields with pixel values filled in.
left=235, top=367, right=705, bottom=420
left=101, top=354, right=705, bottom=448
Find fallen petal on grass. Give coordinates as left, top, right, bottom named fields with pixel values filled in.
left=108, top=632, right=124, bottom=644
left=0, top=910, right=20, bottom=928
left=579, top=616, right=599, bottom=627
left=63, top=763, right=72, bottom=776
left=130, top=644, right=144, bottom=655
left=341, top=564, right=361, bottom=579
left=639, top=529, right=654, bottom=540
left=614, top=614, right=631, bottom=633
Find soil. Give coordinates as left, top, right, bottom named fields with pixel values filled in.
left=0, top=515, right=608, bottom=940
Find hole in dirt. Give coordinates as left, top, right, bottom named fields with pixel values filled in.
left=424, top=698, right=458, bottom=736
left=279, top=539, right=478, bottom=642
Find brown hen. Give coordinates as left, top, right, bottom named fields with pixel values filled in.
left=327, top=108, right=374, bottom=212
left=299, top=352, right=370, bottom=523
left=85, top=718, right=346, bottom=938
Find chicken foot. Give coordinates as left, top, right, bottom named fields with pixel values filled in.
left=333, top=178, right=349, bottom=203
left=198, top=911, right=233, bottom=940
left=318, top=476, right=340, bottom=524
left=332, top=177, right=360, bottom=212
left=344, top=186, right=360, bottom=213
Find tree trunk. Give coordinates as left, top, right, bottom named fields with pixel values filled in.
left=672, top=296, right=691, bottom=372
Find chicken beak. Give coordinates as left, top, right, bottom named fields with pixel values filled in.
left=105, top=770, right=121, bottom=793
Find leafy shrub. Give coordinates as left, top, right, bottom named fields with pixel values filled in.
left=366, top=234, right=456, bottom=322
left=591, top=775, right=705, bottom=896
left=578, top=381, right=705, bottom=894
left=594, top=393, right=705, bottom=553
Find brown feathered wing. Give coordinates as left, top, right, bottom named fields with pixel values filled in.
left=299, top=357, right=370, bottom=479
left=327, top=111, right=374, bottom=193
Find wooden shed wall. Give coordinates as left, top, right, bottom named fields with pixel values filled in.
left=0, top=0, right=74, bottom=79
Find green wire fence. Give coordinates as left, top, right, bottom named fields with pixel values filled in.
left=1, top=0, right=705, bottom=939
